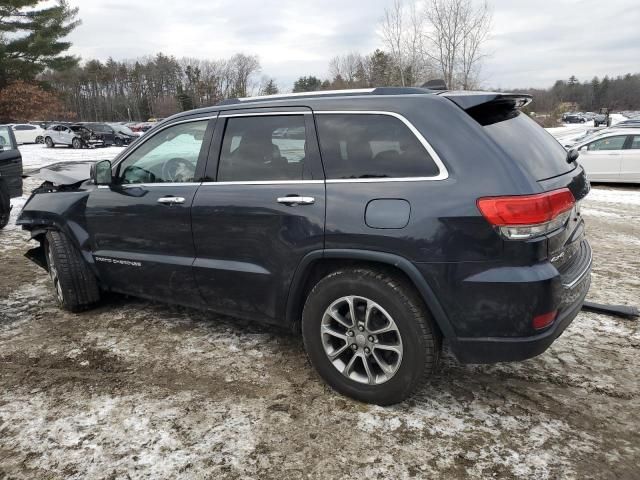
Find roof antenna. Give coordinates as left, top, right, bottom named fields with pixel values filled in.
left=422, top=79, right=448, bottom=90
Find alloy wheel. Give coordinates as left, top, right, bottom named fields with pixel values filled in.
left=320, top=295, right=403, bottom=385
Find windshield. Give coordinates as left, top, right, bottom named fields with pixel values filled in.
left=0, top=126, right=16, bottom=150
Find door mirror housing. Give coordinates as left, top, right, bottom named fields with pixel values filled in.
left=91, top=160, right=113, bottom=185
left=567, top=148, right=580, bottom=163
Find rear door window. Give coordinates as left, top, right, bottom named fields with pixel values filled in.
left=629, top=136, right=640, bottom=149
left=477, top=109, right=573, bottom=180
left=217, top=115, right=310, bottom=182
left=587, top=136, right=628, bottom=151
left=315, top=114, right=440, bottom=179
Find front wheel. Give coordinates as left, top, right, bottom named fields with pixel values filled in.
left=72, top=138, right=82, bottom=149
left=45, top=137, right=54, bottom=148
left=45, top=231, right=100, bottom=312
left=35, top=136, right=44, bottom=144
left=302, top=268, right=440, bottom=405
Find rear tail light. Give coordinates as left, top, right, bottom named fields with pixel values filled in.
left=477, top=188, right=575, bottom=240
left=533, top=310, right=557, bottom=330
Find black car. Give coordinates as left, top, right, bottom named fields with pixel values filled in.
left=0, top=125, right=23, bottom=229
left=83, top=123, right=116, bottom=146
left=563, top=113, right=586, bottom=124
left=16, top=88, right=592, bottom=404
left=109, top=123, right=138, bottom=146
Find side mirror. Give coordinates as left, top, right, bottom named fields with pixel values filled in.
left=91, top=160, right=113, bottom=185
left=567, top=149, right=580, bottom=164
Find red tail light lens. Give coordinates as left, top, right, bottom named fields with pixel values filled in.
left=477, top=188, right=575, bottom=239
left=533, top=310, right=557, bottom=330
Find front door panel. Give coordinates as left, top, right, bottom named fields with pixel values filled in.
left=86, top=184, right=202, bottom=305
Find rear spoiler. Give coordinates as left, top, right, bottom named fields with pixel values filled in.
left=439, top=91, right=532, bottom=110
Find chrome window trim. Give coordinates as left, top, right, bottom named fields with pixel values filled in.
left=201, top=180, right=324, bottom=186
left=315, top=110, right=449, bottom=182
left=111, top=115, right=217, bottom=171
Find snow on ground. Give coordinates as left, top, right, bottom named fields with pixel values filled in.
left=0, top=142, right=639, bottom=479
left=18, top=143, right=124, bottom=171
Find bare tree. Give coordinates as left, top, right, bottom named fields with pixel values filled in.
left=421, top=0, right=492, bottom=89
left=380, top=0, right=406, bottom=86
left=458, top=0, right=491, bottom=89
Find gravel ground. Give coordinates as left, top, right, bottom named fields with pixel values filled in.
left=0, top=145, right=639, bottom=479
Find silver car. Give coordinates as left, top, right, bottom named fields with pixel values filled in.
left=44, top=124, right=105, bottom=149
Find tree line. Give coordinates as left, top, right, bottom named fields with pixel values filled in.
left=1, top=0, right=639, bottom=123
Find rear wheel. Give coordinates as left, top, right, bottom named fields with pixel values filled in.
left=45, top=137, right=54, bottom=148
left=115, top=137, right=123, bottom=147
left=45, top=231, right=100, bottom=312
left=302, top=268, right=440, bottom=405
left=35, top=135, right=44, bottom=144
left=72, top=137, right=82, bottom=149
left=0, top=179, right=10, bottom=229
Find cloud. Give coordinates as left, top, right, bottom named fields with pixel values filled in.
left=64, top=0, right=640, bottom=90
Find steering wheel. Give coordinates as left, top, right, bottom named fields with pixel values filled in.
left=162, top=157, right=195, bottom=182
left=121, top=165, right=157, bottom=184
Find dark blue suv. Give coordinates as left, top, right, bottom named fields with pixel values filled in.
left=17, top=88, right=592, bottom=404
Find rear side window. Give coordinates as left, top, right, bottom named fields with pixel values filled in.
left=315, top=114, right=439, bottom=179
left=587, top=136, right=627, bottom=151
left=218, top=115, right=310, bottom=182
left=475, top=108, right=573, bottom=180
left=630, top=136, right=640, bottom=149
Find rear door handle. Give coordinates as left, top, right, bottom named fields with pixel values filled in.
left=157, top=196, right=185, bottom=205
left=277, top=196, right=315, bottom=206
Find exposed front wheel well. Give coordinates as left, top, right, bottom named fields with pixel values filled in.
left=288, top=257, right=444, bottom=340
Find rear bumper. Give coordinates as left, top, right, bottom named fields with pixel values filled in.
left=416, top=239, right=592, bottom=363
left=450, top=272, right=590, bottom=363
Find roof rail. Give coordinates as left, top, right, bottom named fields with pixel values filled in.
left=217, top=86, right=436, bottom=106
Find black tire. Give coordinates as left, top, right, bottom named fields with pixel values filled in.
left=36, top=136, right=44, bottom=144
left=72, top=137, right=82, bottom=149
left=302, top=268, right=440, bottom=405
left=45, top=137, right=54, bottom=148
left=0, top=179, right=10, bottom=229
left=115, top=137, right=123, bottom=147
left=45, top=230, right=100, bottom=312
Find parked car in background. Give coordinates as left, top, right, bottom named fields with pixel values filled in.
left=109, top=123, right=139, bottom=146
left=44, top=124, right=106, bottom=148
left=9, top=124, right=45, bottom=144
left=614, top=118, right=640, bottom=128
left=18, top=87, right=592, bottom=405
left=131, top=121, right=156, bottom=134
left=572, top=128, right=640, bottom=182
left=0, top=125, right=23, bottom=229
left=83, top=123, right=116, bottom=146
left=562, top=113, right=586, bottom=124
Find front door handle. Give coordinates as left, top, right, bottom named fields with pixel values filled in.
left=277, top=196, right=315, bottom=206
left=157, top=196, right=185, bottom=205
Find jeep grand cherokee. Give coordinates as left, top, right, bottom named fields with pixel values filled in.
left=17, top=87, right=592, bottom=405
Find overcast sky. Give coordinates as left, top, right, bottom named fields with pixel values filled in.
left=63, top=0, right=640, bottom=90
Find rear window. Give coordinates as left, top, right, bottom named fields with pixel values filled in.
left=315, top=114, right=440, bottom=179
left=471, top=107, right=573, bottom=180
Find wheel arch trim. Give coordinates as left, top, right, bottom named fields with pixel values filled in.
left=285, top=249, right=455, bottom=338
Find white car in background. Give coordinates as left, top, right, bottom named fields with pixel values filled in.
left=573, top=128, right=640, bottom=182
left=9, top=124, right=45, bottom=144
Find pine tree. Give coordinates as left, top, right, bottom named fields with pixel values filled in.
left=293, top=76, right=322, bottom=92
left=0, top=0, right=80, bottom=88
left=260, top=78, right=279, bottom=95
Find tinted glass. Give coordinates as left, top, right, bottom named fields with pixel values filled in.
left=218, top=115, right=308, bottom=182
left=315, top=114, right=439, bottom=179
left=0, top=126, right=15, bottom=150
left=117, top=120, right=208, bottom=184
left=630, top=136, right=640, bottom=149
left=14, top=125, right=34, bottom=131
left=588, top=136, right=627, bottom=151
left=480, top=109, right=573, bottom=180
